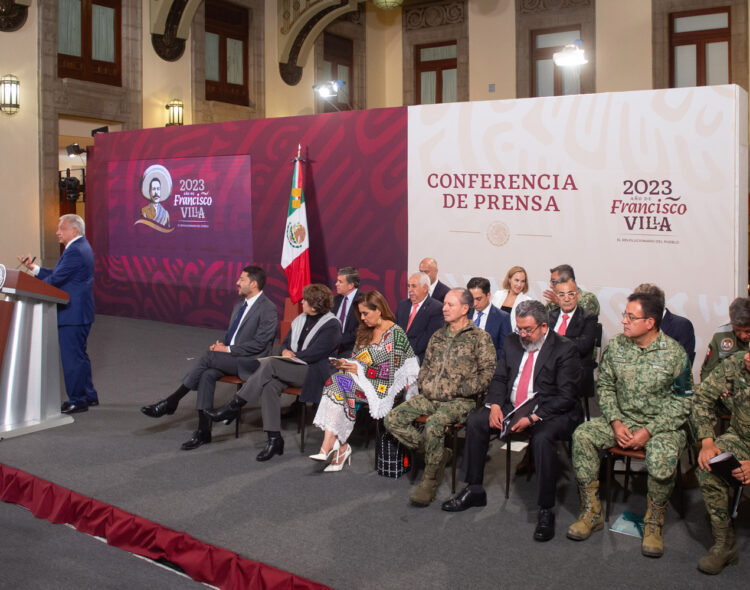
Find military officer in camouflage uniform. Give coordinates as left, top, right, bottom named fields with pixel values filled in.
left=542, top=264, right=600, bottom=316
left=693, top=351, right=750, bottom=574
left=384, top=288, right=496, bottom=507
left=700, top=297, right=750, bottom=383
left=567, top=292, right=692, bottom=558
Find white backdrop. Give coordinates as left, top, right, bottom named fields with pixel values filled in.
left=407, top=85, right=748, bottom=378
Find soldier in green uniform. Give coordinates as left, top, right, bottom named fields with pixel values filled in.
left=567, top=292, right=693, bottom=558
left=384, top=288, right=496, bottom=507
left=542, top=264, right=600, bottom=317
left=700, top=297, right=750, bottom=383
left=693, top=351, right=750, bottom=574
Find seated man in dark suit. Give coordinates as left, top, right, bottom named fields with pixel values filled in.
left=549, top=274, right=598, bottom=401
left=396, top=272, right=444, bottom=363
left=207, top=284, right=341, bottom=461
left=332, top=266, right=360, bottom=358
left=634, top=283, right=695, bottom=367
left=467, top=276, right=511, bottom=359
left=442, top=300, right=582, bottom=543
left=141, top=265, right=278, bottom=450
left=419, top=257, right=450, bottom=302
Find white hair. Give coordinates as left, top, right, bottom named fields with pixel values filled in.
left=60, top=214, right=85, bottom=236
left=411, top=272, right=431, bottom=288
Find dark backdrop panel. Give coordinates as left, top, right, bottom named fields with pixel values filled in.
left=88, top=108, right=408, bottom=328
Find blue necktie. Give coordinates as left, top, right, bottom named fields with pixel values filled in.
left=224, top=301, right=247, bottom=345
left=474, top=310, right=483, bottom=327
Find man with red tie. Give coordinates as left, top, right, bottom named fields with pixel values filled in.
left=395, top=272, right=444, bottom=363
left=442, top=300, right=582, bottom=542
left=548, top=275, right=598, bottom=402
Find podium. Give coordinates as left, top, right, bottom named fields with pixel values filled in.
left=0, top=267, right=74, bottom=438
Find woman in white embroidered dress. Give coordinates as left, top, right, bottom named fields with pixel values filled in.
left=312, top=290, right=419, bottom=471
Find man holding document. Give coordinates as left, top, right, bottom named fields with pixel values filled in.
left=442, top=300, right=582, bottom=542
left=692, top=350, right=750, bottom=574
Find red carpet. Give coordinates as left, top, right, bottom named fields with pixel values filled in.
left=0, top=462, right=330, bottom=590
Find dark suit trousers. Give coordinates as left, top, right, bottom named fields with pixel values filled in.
left=58, top=324, right=97, bottom=404
left=236, top=357, right=308, bottom=432
left=464, top=406, right=581, bottom=509
left=183, top=351, right=247, bottom=411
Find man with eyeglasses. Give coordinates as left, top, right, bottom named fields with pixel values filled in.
left=542, top=264, right=600, bottom=317
left=442, top=300, right=582, bottom=542
left=549, top=275, right=598, bottom=401
left=568, top=292, right=692, bottom=559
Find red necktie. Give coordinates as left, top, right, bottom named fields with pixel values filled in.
left=558, top=314, right=569, bottom=336
left=406, top=303, right=418, bottom=331
left=515, top=350, right=536, bottom=407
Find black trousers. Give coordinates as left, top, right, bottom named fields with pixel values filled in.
left=463, top=406, right=582, bottom=509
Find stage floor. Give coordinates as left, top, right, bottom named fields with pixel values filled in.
left=1, top=315, right=747, bottom=589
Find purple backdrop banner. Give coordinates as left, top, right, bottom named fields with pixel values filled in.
left=87, top=108, right=408, bottom=328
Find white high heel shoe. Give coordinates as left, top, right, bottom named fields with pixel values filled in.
left=324, top=444, right=352, bottom=472
left=309, top=439, right=340, bottom=461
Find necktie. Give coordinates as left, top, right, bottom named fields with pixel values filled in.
left=339, top=297, right=347, bottom=332
left=406, top=303, right=418, bottom=331
left=559, top=314, right=569, bottom=336
left=515, top=350, right=536, bottom=407
left=224, top=301, right=247, bottom=345
left=474, top=310, right=483, bottom=327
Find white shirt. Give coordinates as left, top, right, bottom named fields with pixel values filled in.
left=553, top=306, right=577, bottom=333
left=509, top=331, right=549, bottom=407
left=229, top=290, right=263, bottom=348
left=407, top=296, right=427, bottom=324
left=473, top=307, right=489, bottom=331
left=427, top=280, right=437, bottom=297
left=337, top=289, right=358, bottom=328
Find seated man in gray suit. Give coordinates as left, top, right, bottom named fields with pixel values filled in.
left=141, top=265, right=278, bottom=450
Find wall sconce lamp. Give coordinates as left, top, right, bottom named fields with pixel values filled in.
left=165, top=99, right=184, bottom=126
left=0, top=74, right=20, bottom=115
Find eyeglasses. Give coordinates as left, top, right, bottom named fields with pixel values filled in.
left=514, top=324, right=541, bottom=336
left=621, top=312, right=647, bottom=323
left=556, top=291, right=578, bottom=300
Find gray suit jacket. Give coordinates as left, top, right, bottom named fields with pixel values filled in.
left=226, top=293, right=279, bottom=379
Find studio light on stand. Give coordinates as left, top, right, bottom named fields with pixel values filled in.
left=312, top=80, right=346, bottom=111
left=66, top=143, right=86, bottom=158
left=0, top=74, right=20, bottom=115
left=553, top=39, right=588, bottom=67
left=165, top=99, right=184, bottom=126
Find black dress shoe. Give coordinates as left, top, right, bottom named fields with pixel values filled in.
left=180, top=430, right=212, bottom=450
left=141, top=400, right=175, bottom=418
left=205, top=396, right=246, bottom=423
left=256, top=436, right=284, bottom=461
left=88, top=400, right=99, bottom=407
left=534, top=508, right=555, bottom=542
left=61, top=402, right=88, bottom=414
left=441, top=487, right=487, bottom=512
left=61, top=401, right=72, bottom=412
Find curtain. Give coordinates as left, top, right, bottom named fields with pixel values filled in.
left=205, top=33, right=220, bottom=82
left=227, top=38, right=244, bottom=85
left=420, top=71, right=437, bottom=104
left=58, top=0, right=82, bottom=57
left=92, top=4, right=115, bottom=62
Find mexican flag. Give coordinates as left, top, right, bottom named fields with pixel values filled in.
left=280, top=145, right=310, bottom=303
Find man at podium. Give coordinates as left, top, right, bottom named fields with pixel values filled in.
left=19, top=214, right=97, bottom=414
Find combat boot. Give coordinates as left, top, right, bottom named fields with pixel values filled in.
left=409, top=448, right=451, bottom=507
left=642, top=496, right=667, bottom=557
left=567, top=480, right=603, bottom=541
left=697, top=519, right=738, bottom=574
